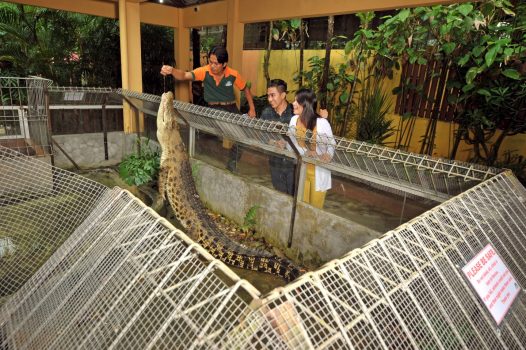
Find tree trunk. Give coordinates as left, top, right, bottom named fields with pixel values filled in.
left=263, top=21, right=273, bottom=87
left=298, top=19, right=305, bottom=89
left=420, top=60, right=448, bottom=155
left=318, top=16, right=334, bottom=109
left=191, top=28, right=200, bottom=69
left=341, top=32, right=366, bottom=138
left=220, top=25, right=227, bottom=47
left=450, top=125, right=464, bottom=160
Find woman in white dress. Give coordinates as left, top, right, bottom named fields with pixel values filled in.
left=288, top=88, right=335, bottom=209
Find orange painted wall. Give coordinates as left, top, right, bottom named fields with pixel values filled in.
left=242, top=49, right=526, bottom=163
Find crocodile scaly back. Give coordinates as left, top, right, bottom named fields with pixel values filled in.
left=156, top=92, right=301, bottom=282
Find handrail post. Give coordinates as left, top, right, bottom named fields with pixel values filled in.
left=283, top=134, right=303, bottom=249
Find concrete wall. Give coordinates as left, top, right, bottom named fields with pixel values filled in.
left=191, top=159, right=381, bottom=267
left=52, top=132, right=138, bottom=170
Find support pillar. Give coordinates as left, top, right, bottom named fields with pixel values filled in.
left=119, top=0, right=144, bottom=134
left=175, top=10, right=191, bottom=102
left=226, top=0, right=245, bottom=105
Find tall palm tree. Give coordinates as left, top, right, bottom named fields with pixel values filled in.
left=0, top=3, right=80, bottom=84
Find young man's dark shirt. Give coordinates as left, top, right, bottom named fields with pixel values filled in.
left=260, top=103, right=296, bottom=194
left=260, top=103, right=295, bottom=166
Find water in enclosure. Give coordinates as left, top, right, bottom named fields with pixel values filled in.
left=193, top=132, right=437, bottom=234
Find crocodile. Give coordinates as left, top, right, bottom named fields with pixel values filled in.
left=156, top=91, right=301, bottom=282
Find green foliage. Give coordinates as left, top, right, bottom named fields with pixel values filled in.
left=241, top=205, right=260, bottom=233
left=347, top=1, right=526, bottom=166
left=296, top=11, right=396, bottom=141
left=241, top=93, right=268, bottom=116
left=200, top=36, right=216, bottom=54
left=272, top=19, right=302, bottom=49
left=77, top=16, right=121, bottom=87
left=141, top=23, right=174, bottom=95
left=119, top=139, right=160, bottom=186
left=198, top=26, right=224, bottom=55
left=0, top=3, right=82, bottom=84
left=295, top=56, right=355, bottom=135
left=356, top=77, right=394, bottom=145
left=0, top=3, right=173, bottom=91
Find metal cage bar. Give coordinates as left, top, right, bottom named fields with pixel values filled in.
left=114, top=89, right=498, bottom=201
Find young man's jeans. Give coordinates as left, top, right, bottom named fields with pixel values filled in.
left=269, top=156, right=295, bottom=195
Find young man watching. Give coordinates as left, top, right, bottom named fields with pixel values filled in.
left=160, top=46, right=255, bottom=171
left=260, top=79, right=296, bottom=195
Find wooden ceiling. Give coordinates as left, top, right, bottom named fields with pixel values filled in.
left=146, top=0, right=219, bottom=8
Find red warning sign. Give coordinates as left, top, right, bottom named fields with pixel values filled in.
left=462, top=244, right=520, bottom=325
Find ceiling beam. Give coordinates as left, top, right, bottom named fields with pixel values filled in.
left=180, top=1, right=227, bottom=28
left=237, top=0, right=464, bottom=23
left=4, top=0, right=119, bottom=18
left=4, top=0, right=464, bottom=28
left=140, top=2, right=179, bottom=26
left=3, top=0, right=179, bottom=27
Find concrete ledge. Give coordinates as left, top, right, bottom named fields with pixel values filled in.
left=192, top=159, right=381, bottom=267
left=53, top=132, right=138, bottom=169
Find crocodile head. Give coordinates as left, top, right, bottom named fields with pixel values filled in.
left=156, top=91, right=179, bottom=146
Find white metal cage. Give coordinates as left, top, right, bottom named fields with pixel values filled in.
left=0, top=77, right=53, bottom=156
left=224, top=171, right=526, bottom=349
left=1, top=148, right=525, bottom=349
left=0, top=86, right=524, bottom=349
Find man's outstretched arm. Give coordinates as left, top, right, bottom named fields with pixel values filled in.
left=160, top=65, right=193, bottom=81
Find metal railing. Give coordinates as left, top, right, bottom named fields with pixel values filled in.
left=115, top=89, right=499, bottom=202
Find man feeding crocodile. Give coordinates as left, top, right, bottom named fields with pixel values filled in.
left=160, top=46, right=255, bottom=173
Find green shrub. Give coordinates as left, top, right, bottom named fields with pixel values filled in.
left=119, top=139, right=160, bottom=186
left=241, top=205, right=260, bottom=233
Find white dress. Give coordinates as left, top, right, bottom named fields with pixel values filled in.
left=288, top=115, right=336, bottom=192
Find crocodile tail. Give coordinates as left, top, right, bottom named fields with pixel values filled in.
left=202, top=241, right=302, bottom=282
left=263, top=256, right=302, bottom=282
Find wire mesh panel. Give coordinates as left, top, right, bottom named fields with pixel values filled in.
left=0, top=145, right=108, bottom=305
left=0, top=105, right=525, bottom=349
left=0, top=186, right=259, bottom=350
left=0, top=77, right=53, bottom=156
left=224, top=170, right=526, bottom=349
left=114, top=89, right=498, bottom=202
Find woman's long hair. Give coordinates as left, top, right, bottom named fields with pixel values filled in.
left=296, top=88, right=319, bottom=131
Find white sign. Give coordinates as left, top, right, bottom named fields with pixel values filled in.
left=462, top=244, right=520, bottom=325
left=63, top=91, right=84, bottom=101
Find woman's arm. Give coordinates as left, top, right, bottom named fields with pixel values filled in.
left=287, top=116, right=304, bottom=154
left=316, top=118, right=336, bottom=161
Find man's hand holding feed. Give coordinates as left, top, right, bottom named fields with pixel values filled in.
left=160, top=65, right=173, bottom=77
